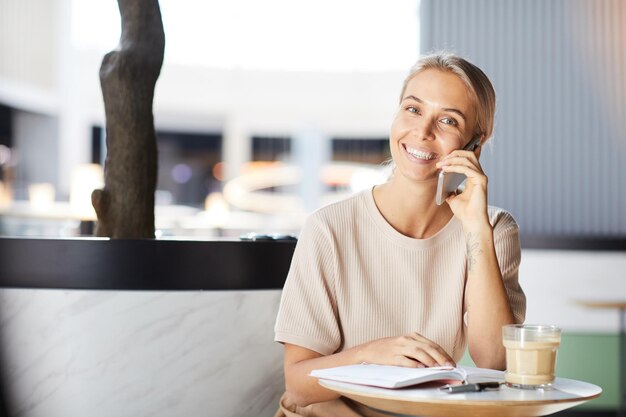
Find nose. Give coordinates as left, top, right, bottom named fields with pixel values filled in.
left=412, top=115, right=436, bottom=141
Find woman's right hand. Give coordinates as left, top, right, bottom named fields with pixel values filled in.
left=354, top=332, right=456, bottom=368
left=283, top=333, right=455, bottom=407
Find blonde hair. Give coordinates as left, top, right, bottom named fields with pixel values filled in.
left=399, top=51, right=496, bottom=142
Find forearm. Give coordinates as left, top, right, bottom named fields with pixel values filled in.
left=463, top=221, right=515, bottom=369
left=285, top=331, right=457, bottom=406
left=285, top=345, right=363, bottom=407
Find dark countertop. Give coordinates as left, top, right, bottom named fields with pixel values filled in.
left=0, top=237, right=296, bottom=290
left=0, top=235, right=623, bottom=291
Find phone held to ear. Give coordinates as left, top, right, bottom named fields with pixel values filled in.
left=435, top=137, right=481, bottom=206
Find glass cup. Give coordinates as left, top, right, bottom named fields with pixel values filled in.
left=502, top=324, right=561, bottom=389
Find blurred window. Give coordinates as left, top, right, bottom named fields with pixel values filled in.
left=91, top=127, right=223, bottom=207
left=331, top=137, right=389, bottom=164
left=251, top=136, right=291, bottom=162
left=157, top=131, right=222, bottom=206
left=0, top=104, right=12, bottom=148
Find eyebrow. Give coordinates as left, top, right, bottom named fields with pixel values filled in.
left=403, top=95, right=467, bottom=121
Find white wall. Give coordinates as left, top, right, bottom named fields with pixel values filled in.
left=521, top=250, right=626, bottom=333
left=0, top=0, right=59, bottom=92
left=12, top=111, right=59, bottom=192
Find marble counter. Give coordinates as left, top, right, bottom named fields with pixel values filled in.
left=0, top=238, right=296, bottom=417
left=0, top=289, right=284, bottom=417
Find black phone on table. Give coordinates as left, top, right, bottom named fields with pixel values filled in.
left=435, top=137, right=481, bottom=205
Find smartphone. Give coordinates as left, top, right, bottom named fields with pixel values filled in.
left=435, top=137, right=481, bottom=205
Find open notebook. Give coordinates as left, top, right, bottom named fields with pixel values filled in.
left=310, top=364, right=504, bottom=389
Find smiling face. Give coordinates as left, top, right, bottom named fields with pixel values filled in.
left=389, top=68, right=478, bottom=183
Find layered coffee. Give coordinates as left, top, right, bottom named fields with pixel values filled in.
left=503, top=339, right=560, bottom=386
left=502, top=325, right=561, bottom=389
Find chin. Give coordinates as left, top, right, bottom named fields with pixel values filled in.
left=399, top=170, right=438, bottom=186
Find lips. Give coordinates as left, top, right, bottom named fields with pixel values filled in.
left=403, top=144, right=439, bottom=161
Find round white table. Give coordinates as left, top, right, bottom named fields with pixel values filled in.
left=319, top=376, right=602, bottom=417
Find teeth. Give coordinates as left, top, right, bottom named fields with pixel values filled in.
left=406, top=146, right=436, bottom=160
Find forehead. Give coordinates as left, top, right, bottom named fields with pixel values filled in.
left=404, top=69, right=475, bottom=115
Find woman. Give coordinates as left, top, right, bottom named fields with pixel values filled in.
left=274, top=52, right=526, bottom=417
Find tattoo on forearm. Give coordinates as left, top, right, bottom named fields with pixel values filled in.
left=466, top=232, right=483, bottom=272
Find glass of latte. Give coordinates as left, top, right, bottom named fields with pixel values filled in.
left=502, top=324, right=562, bottom=389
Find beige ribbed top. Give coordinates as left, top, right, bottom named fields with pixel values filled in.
left=273, top=187, right=526, bottom=415
left=275, top=187, right=525, bottom=357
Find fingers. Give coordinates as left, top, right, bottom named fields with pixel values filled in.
left=437, top=153, right=481, bottom=172
left=445, top=149, right=480, bottom=164
left=361, top=334, right=456, bottom=368
left=400, top=334, right=456, bottom=367
left=393, top=355, right=425, bottom=368
left=439, top=150, right=489, bottom=217
left=409, top=344, right=455, bottom=367
left=437, top=150, right=484, bottom=178
left=445, top=148, right=479, bottom=163
left=437, top=155, right=479, bottom=170
left=439, top=164, right=484, bottom=180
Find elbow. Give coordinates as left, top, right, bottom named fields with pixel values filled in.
left=283, top=356, right=341, bottom=407
left=473, top=356, right=506, bottom=371
left=284, top=367, right=316, bottom=408
left=284, top=380, right=314, bottom=408
left=469, top=345, right=507, bottom=371
left=284, top=371, right=339, bottom=407
left=284, top=389, right=313, bottom=408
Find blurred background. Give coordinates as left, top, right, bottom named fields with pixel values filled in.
left=1, top=0, right=622, bottom=241
left=0, top=0, right=418, bottom=238
left=0, top=0, right=625, bottom=413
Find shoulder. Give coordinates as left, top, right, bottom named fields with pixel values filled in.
left=487, top=206, right=519, bottom=233
left=487, top=206, right=520, bottom=246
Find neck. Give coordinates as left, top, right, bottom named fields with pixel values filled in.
left=372, top=175, right=454, bottom=239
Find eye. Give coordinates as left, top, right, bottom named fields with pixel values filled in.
left=440, top=117, right=458, bottom=126
left=406, top=106, right=419, bottom=114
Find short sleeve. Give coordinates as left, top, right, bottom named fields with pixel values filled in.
left=274, top=214, right=342, bottom=355
left=492, top=211, right=526, bottom=324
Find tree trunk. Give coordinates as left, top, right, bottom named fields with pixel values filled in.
left=92, top=0, right=165, bottom=238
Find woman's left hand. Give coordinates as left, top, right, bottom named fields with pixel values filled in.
left=435, top=149, right=489, bottom=225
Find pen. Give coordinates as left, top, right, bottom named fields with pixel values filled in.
left=440, top=381, right=501, bottom=393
